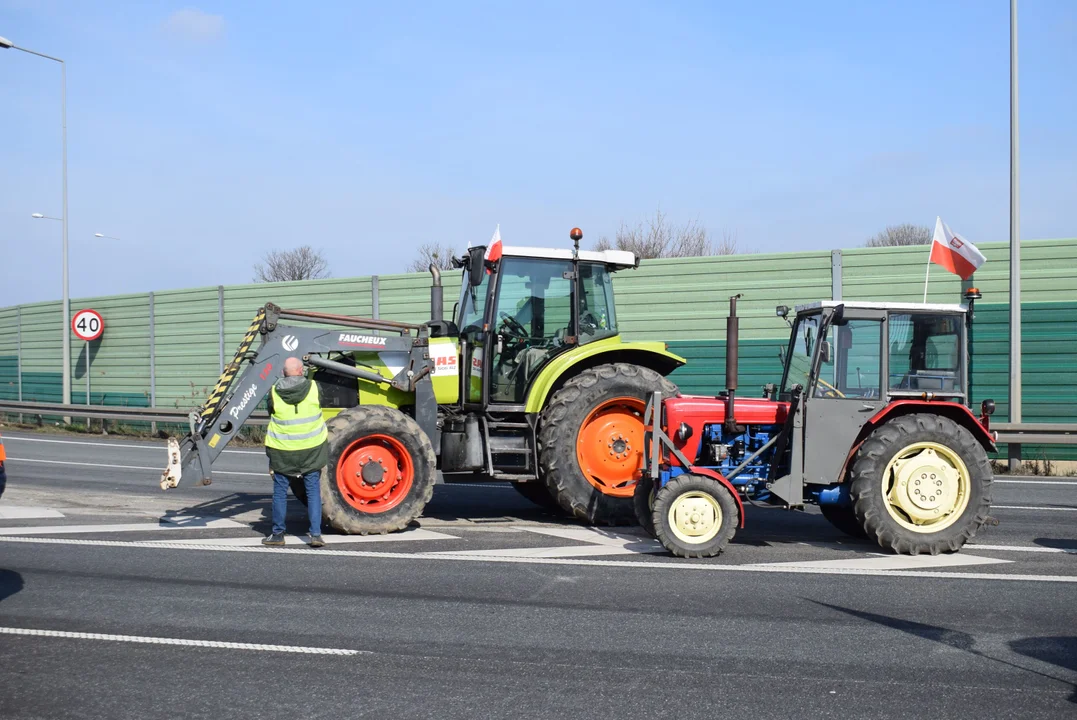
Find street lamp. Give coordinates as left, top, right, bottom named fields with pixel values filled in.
left=3, top=34, right=71, bottom=406
left=94, top=233, right=121, bottom=240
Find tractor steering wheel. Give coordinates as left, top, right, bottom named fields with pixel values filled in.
left=579, top=310, right=600, bottom=335
left=814, top=377, right=847, bottom=399
left=498, top=311, right=528, bottom=339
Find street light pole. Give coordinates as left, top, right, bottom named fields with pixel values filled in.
left=1008, top=0, right=1022, bottom=470
left=1, top=35, right=71, bottom=407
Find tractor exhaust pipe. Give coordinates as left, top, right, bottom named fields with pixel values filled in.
left=724, top=294, right=744, bottom=434
left=429, top=265, right=443, bottom=322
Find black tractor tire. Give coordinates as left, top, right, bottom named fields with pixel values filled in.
left=819, top=503, right=867, bottom=539
left=633, top=475, right=656, bottom=537
left=538, top=363, right=678, bottom=526
left=318, top=406, right=437, bottom=535
left=652, top=473, right=739, bottom=558
left=510, top=481, right=563, bottom=512
left=849, top=413, right=992, bottom=555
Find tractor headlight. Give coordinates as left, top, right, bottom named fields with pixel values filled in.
left=980, top=399, right=996, bottom=417
left=676, top=422, right=693, bottom=442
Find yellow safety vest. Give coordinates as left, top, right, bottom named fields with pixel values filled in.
left=265, top=383, right=328, bottom=451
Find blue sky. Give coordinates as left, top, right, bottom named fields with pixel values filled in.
left=1, top=0, right=1075, bottom=305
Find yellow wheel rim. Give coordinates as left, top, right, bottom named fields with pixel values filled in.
left=882, top=441, right=970, bottom=533
left=667, top=491, right=723, bottom=545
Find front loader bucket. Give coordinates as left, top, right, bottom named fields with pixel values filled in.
left=160, top=437, right=182, bottom=490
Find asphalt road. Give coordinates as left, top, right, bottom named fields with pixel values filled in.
left=1, top=430, right=1075, bottom=719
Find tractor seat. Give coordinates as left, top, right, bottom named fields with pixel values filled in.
left=904, top=371, right=957, bottom=391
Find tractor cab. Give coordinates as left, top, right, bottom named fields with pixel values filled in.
left=780, top=301, right=968, bottom=404
left=778, top=301, right=972, bottom=487
left=453, top=242, right=637, bottom=406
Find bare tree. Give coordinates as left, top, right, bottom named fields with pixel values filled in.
left=253, top=246, right=331, bottom=282
left=406, top=242, right=458, bottom=273
left=865, top=223, right=932, bottom=247
left=593, top=209, right=737, bottom=258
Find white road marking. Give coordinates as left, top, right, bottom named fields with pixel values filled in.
left=0, top=505, right=64, bottom=520
left=150, top=528, right=460, bottom=546
left=993, top=505, right=1077, bottom=512
left=967, top=543, right=1077, bottom=554
left=995, top=479, right=1077, bottom=486
left=5, top=535, right=1074, bottom=583
left=748, top=553, right=1011, bottom=571
left=443, top=483, right=514, bottom=490
left=9, top=457, right=266, bottom=477
left=0, top=516, right=246, bottom=536
left=433, top=526, right=664, bottom=558
left=524, top=526, right=652, bottom=545
left=0, top=627, right=365, bottom=655
left=1, top=434, right=263, bottom=455
left=434, top=542, right=662, bottom=558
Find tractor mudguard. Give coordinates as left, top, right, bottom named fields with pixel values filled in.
left=833, top=400, right=997, bottom=484
left=866, top=401, right=996, bottom=451
left=683, top=466, right=746, bottom=529
left=524, top=336, right=685, bottom=413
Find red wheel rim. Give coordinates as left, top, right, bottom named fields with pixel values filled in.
left=336, top=434, right=415, bottom=513
left=575, top=396, right=646, bottom=498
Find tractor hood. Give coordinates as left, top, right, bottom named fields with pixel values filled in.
left=664, top=395, right=790, bottom=460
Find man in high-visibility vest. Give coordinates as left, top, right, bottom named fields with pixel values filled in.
left=263, top=357, right=328, bottom=547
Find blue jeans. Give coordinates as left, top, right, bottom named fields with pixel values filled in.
left=272, top=470, right=322, bottom=537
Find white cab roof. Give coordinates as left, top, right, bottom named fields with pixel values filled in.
left=501, top=245, right=637, bottom=269
left=795, top=300, right=967, bottom=314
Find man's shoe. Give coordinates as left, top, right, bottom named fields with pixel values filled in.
left=262, top=533, right=286, bottom=546
left=309, top=535, right=326, bottom=548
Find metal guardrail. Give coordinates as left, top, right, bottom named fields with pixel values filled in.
left=993, top=423, right=1077, bottom=446
left=0, top=400, right=270, bottom=426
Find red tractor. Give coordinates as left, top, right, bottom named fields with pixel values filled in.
left=636, top=293, right=996, bottom=558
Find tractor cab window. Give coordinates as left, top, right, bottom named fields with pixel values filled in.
left=815, top=319, right=883, bottom=399
left=889, top=313, right=963, bottom=394
left=781, top=313, right=820, bottom=394
left=490, top=257, right=574, bottom=403
left=578, top=263, right=618, bottom=344
left=457, top=267, right=491, bottom=334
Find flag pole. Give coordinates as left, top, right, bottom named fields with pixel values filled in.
left=922, top=250, right=932, bottom=302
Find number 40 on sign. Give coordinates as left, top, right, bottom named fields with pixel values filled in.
left=72, top=309, right=104, bottom=342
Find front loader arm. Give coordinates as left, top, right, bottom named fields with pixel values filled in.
left=161, top=341, right=281, bottom=488
left=160, top=303, right=435, bottom=490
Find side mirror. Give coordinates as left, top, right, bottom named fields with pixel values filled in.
left=468, top=247, right=486, bottom=286
left=820, top=340, right=833, bottom=364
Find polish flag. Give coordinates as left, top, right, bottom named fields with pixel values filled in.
left=484, top=224, right=502, bottom=265
left=929, top=217, right=985, bottom=280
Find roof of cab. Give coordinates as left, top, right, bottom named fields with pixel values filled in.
left=795, top=300, right=967, bottom=314
left=501, top=245, right=637, bottom=269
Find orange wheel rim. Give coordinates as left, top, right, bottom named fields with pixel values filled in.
left=575, top=396, right=646, bottom=497
left=336, top=434, right=414, bottom=514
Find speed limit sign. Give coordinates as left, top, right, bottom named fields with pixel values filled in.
left=72, top=309, right=104, bottom=342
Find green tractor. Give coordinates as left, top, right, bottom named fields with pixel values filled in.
left=160, top=229, right=684, bottom=532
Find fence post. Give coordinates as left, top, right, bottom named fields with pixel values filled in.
left=218, top=285, right=225, bottom=374
left=371, top=275, right=380, bottom=319
left=16, top=307, right=22, bottom=423
left=831, top=249, right=843, bottom=301
left=149, top=292, right=157, bottom=435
